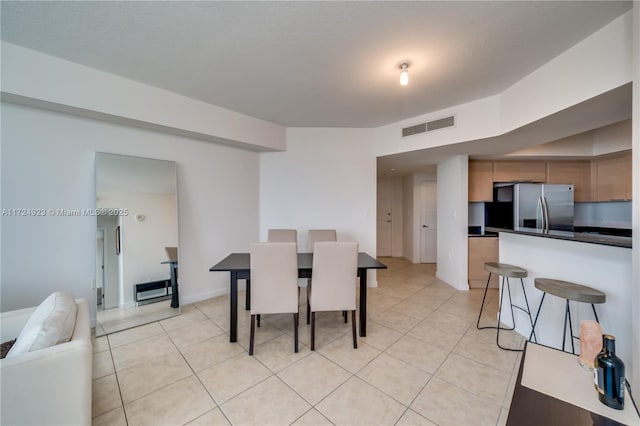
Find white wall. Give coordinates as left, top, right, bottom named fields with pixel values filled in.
left=1, top=102, right=260, bottom=323
left=630, top=0, right=639, bottom=399
left=98, top=192, right=178, bottom=307
left=259, top=128, right=377, bottom=282
left=436, top=155, right=469, bottom=290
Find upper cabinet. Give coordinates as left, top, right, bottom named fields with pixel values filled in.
left=546, top=161, right=592, bottom=202
left=468, top=160, right=493, bottom=202
left=469, top=151, right=632, bottom=203
left=492, top=161, right=546, bottom=183
left=595, top=151, right=632, bottom=201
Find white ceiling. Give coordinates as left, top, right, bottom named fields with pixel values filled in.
left=0, top=1, right=632, bottom=128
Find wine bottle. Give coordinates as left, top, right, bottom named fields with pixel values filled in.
left=594, top=334, right=625, bottom=410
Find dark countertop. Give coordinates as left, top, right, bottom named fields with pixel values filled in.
left=486, top=227, right=632, bottom=249
left=468, top=233, right=498, bottom=238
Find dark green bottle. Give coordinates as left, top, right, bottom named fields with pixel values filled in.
left=595, top=334, right=625, bottom=410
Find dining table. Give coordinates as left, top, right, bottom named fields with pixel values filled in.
left=209, top=252, right=387, bottom=342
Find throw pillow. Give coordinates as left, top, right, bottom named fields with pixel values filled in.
left=0, top=339, right=16, bottom=359
left=6, top=291, right=77, bottom=358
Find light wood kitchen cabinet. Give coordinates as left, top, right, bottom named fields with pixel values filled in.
left=468, top=161, right=494, bottom=202
left=493, top=161, right=546, bottom=183
left=546, top=161, right=592, bottom=202
left=468, top=237, right=498, bottom=289
left=596, top=151, right=632, bottom=201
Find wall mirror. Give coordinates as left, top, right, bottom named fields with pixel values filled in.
left=95, top=152, right=180, bottom=336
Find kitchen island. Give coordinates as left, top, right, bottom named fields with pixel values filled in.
left=486, top=228, right=634, bottom=386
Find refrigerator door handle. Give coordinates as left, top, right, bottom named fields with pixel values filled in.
left=541, top=196, right=550, bottom=232
left=536, top=196, right=543, bottom=230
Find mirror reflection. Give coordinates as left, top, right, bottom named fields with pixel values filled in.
left=95, top=153, right=180, bottom=336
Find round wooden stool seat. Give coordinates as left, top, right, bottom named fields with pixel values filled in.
left=534, top=278, right=606, bottom=304
left=483, top=262, right=528, bottom=278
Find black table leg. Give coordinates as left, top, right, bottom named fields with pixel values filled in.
left=359, top=269, right=367, bottom=337
left=245, top=279, right=251, bottom=310
left=169, top=263, right=179, bottom=308
left=230, top=271, right=238, bottom=342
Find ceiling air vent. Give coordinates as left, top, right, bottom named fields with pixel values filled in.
left=402, top=123, right=426, bottom=137
left=427, top=115, right=455, bottom=131
left=402, top=115, right=455, bottom=137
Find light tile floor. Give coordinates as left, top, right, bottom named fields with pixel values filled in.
left=92, top=257, right=524, bottom=426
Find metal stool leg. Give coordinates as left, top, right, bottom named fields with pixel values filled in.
left=476, top=272, right=493, bottom=329
left=520, top=278, right=537, bottom=343
left=591, top=304, right=600, bottom=323
left=529, top=292, right=546, bottom=341
left=497, top=277, right=522, bottom=352
left=562, top=300, right=570, bottom=352
left=567, top=301, right=575, bottom=354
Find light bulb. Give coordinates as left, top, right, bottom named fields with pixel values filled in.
left=399, top=63, right=409, bottom=86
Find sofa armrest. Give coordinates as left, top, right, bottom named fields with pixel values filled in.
left=0, top=299, right=92, bottom=426
left=0, top=306, right=37, bottom=342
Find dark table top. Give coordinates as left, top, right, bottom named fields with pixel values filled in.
left=209, top=252, right=387, bottom=272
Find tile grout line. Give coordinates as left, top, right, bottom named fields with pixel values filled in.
left=173, top=304, right=236, bottom=426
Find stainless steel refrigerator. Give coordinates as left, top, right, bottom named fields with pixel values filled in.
left=513, top=183, right=574, bottom=232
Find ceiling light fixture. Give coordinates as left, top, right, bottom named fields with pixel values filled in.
left=399, top=62, right=409, bottom=86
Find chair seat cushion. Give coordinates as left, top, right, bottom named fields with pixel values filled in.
left=6, top=291, right=77, bottom=357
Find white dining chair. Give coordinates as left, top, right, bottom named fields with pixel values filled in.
left=309, top=241, right=358, bottom=351
left=307, top=229, right=337, bottom=251
left=267, top=229, right=297, bottom=243
left=305, top=229, right=337, bottom=323
left=249, top=242, right=299, bottom=355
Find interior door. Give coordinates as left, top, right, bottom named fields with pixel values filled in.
left=377, top=180, right=392, bottom=257
left=419, top=180, right=437, bottom=263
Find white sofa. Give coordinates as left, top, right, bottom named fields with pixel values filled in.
left=0, top=299, right=92, bottom=426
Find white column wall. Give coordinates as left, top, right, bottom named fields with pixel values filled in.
left=259, top=128, right=377, bottom=283
left=436, top=155, right=469, bottom=290
left=1, top=102, right=260, bottom=323
left=630, top=0, right=639, bottom=399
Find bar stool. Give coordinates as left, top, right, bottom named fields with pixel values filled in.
left=476, top=262, right=537, bottom=351
left=529, top=278, right=606, bottom=354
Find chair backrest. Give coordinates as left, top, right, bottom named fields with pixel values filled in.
left=310, top=242, right=358, bottom=312
left=165, top=246, right=178, bottom=262
left=249, top=242, right=299, bottom=315
left=307, top=229, right=337, bottom=252
left=267, top=229, right=297, bottom=243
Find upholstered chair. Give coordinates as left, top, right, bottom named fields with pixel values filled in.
left=306, top=229, right=337, bottom=251
left=305, top=229, right=337, bottom=323
left=267, top=229, right=297, bottom=243
left=248, top=242, right=299, bottom=355
left=309, top=241, right=358, bottom=350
